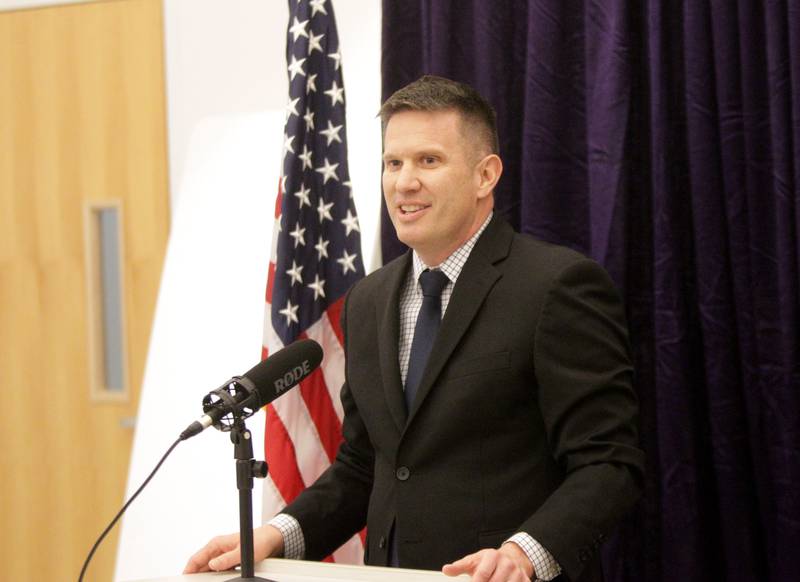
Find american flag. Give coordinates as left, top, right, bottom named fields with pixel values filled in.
left=261, top=0, right=365, bottom=563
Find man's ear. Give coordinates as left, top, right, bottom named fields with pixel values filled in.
left=476, top=154, right=503, bottom=199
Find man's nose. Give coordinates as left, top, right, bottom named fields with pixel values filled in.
left=395, top=164, right=421, bottom=192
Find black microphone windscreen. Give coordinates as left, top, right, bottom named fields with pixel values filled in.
left=243, top=339, right=324, bottom=406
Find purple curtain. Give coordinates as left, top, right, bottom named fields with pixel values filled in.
left=380, top=1, right=800, bottom=581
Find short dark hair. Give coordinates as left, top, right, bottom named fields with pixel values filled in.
left=380, top=75, right=499, bottom=155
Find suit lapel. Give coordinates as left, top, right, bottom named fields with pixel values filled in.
left=375, top=252, right=412, bottom=432
left=406, top=216, right=514, bottom=425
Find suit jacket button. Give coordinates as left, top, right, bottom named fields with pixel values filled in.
left=378, top=536, right=386, bottom=549
left=578, top=548, right=590, bottom=563
left=396, top=466, right=410, bottom=481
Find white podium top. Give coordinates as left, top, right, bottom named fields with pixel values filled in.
left=126, top=558, right=469, bottom=582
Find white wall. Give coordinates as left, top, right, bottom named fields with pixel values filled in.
left=115, top=1, right=382, bottom=580
left=163, top=0, right=383, bottom=270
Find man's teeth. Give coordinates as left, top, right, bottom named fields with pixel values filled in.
left=401, top=205, right=425, bottom=213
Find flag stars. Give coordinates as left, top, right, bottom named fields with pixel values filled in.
left=317, top=197, right=334, bottom=223
left=307, top=274, right=326, bottom=300
left=303, top=109, right=315, bottom=131
left=286, top=260, right=304, bottom=286
left=306, top=73, right=318, bottom=94
left=320, top=120, right=343, bottom=146
left=324, top=80, right=344, bottom=106
left=309, top=0, right=328, bottom=17
left=337, top=250, right=358, bottom=275
left=289, top=16, right=309, bottom=42
left=298, top=145, right=313, bottom=171
left=341, top=209, right=360, bottom=236
left=315, top=236, right=330, bottom=260
left=328, top=48, right=342, bottom=71
left=293, top=183, right=311, bottom=208
left=289, top=222, right=306, bottom=248
left=307, top=31, right=325, bottom=55
left=315, top=157, right=339, bottom=183
left=274, top=2, right=361, bottom=322
left=288, top=55, right=307, bottom=80
left=279, top=300, right=300, bottom=326
left=286, top=97, right=300, bottom=119
left=283, top=133, right=295, bottom=154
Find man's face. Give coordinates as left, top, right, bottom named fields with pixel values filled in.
left=382, top=109, right=495, bottom=265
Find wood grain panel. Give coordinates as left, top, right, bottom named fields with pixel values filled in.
left=0, top=1, right=169, bottom=579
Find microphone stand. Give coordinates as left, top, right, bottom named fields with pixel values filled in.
left=226, top=415, right=275, bottom=582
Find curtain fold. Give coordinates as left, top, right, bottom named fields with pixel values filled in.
left=381, top=1, right=800, bottom=580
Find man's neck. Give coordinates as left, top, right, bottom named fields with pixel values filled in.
left=414, top=211, right=493, bottom=269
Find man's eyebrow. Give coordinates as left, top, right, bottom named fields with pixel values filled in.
left=382, top=146, right=446, bottom=160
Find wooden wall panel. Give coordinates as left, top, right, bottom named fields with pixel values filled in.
left=0, top=1, right=169, bottom=579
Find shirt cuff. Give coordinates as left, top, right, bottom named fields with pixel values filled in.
left=267, top=513, right=305, bottom=560
left=504, top=533, right=562, bottom=581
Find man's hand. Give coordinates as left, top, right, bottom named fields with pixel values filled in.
left=183, top=524, right=284, bottom=574
left=442, top=542, right=534, bottom=581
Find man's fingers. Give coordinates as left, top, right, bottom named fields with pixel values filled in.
left=443, top=549, right=527, bottom=582
left=183, top=543, right=220, bottom=574
left=442, top=551, right=479, bottom=576
left=182, top=533, right=240, bottom=574
left=470, top=551, right=501, bottom=582
left=182, top=554, right=211, bottom=575
left=472, top=560, right=495, bottom=581
left=208, top=547, right=242, bottom=572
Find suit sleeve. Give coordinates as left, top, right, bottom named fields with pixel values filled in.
left=521, top=258, right=645, bottom=581
left=280, top=290, right=374, bottom=560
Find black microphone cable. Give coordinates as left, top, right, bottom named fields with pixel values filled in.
left=77, top=437, right=181, bottom=582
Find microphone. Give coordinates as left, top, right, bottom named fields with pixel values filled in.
left=179, top=339, right=323, bottom=440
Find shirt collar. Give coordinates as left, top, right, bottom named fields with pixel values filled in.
left=411, top=212, right=493, bottom=286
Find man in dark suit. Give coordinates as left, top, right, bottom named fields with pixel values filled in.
left=186, top=76, right=644, bottom=582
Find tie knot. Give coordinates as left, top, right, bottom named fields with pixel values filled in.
left=419, top=269, right=449, bottom=297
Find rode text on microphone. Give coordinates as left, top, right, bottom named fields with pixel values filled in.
left=274, top=359, right=312, bottom=395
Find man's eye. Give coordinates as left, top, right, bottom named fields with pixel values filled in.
left=422, top=157, right=437, bottom=165
left=385, top=160, right=401, bottom=169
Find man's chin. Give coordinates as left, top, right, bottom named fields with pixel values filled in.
left=392, top=224, right=418, bottom=247
left=394, top=230, right=425, bottom=251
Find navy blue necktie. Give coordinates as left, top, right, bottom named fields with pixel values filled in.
left=404, top=269, right=449, bottom=412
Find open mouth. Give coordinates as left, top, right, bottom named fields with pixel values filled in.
left=399, top=204, right=429, bottom=215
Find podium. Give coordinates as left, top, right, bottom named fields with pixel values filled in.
left=125, top=558, right=469, bottom=582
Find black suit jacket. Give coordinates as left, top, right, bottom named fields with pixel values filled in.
left=283, top=216, right=644, bottom=581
